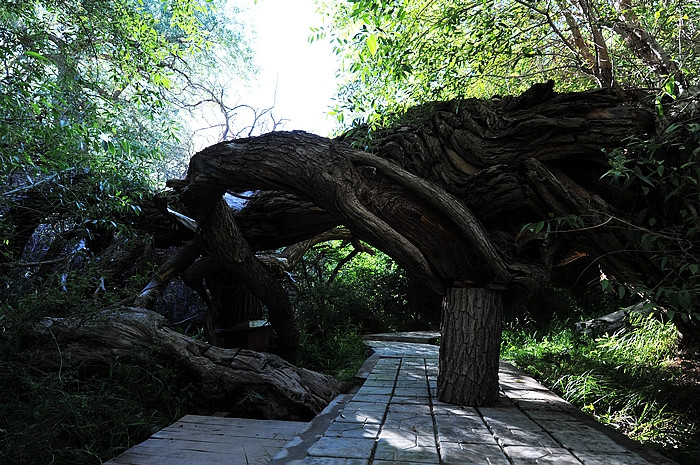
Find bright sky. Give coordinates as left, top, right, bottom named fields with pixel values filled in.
left=233, top=0, right=339, bottom=137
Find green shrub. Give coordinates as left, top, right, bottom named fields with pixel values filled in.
left=297, top=322, right=369, bottom=383
left=290, top=240, right=438, bottom=334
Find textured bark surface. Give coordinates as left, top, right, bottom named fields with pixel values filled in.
left=136, top=240, right=202, bottom=308
left=36, top=308, right=340, bottom=420
left=200, top=199, right=299, bottom=360
left=11, top=85, right=694, bottom=410
left=438, top=288, right=503, bottom=406
left=166, top=86, right=656, bottom=296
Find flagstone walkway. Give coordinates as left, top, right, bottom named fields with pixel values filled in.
left=106, top=333, right=677, bottom=464
left=271, top=338, right=676, bottom=465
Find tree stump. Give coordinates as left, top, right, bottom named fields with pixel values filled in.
left=438, top=287, right=503, bottom=406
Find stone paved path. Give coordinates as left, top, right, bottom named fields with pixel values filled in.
left=272, top=339, right=676, bottom=465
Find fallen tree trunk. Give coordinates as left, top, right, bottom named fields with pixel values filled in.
left=36, top=308, right=341, bottom=420
left=161, top=85, right=666, bottom=406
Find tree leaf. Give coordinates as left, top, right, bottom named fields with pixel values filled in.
left=366, top=33, right=379, bottom=56
left=25, top=51, right=51, bottom=62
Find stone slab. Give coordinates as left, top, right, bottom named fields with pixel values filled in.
left=434, top=414, right=495, bottom=445
left=289, top=458, right=369, bottom=465
left=573, top=451, right=654, bottom=464
left=439, top=442, right=510, bottom=465
left=323, top=421, right=381, bottom=439
left=503, top=446, right=582, bottom=465
left=362, top=331, right=440, bottom=344
left=307, top=437, right=376, bottom=459
left=373, top=438, right=439, bottom=463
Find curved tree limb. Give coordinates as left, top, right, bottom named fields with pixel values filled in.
left=347, top=151, right=511, bottom=283
left=200, top=198, right=300, bottom=360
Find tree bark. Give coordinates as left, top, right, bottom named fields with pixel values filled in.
left=201, top=198, right=299, bottom=360
left=135, top=240, right=203, bottom=308
left=438, top=288, right=503, bottom=406
left=157, top=85, right=685, bottom=407
left=613, top=0, right=687, bottom=90
left=36, top=308, right=340, bottom=420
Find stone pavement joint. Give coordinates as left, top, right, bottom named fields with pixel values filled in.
left=270, top=337, right=677, bottom=465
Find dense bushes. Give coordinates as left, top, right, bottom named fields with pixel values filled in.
left=297, top=322, right=369, bottom=382
left=289, top=240, right=440, bottom=383
left=289, top=240, right=440, bottom=335
left=0, top=350, right=193, bottom=464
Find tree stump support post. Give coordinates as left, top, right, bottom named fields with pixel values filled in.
left=438, top=287, right=503, bottom=406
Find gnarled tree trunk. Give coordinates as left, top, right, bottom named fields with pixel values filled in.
left=159, top=86, right=663, bottom=405
left=36, top=308, right=340, bottom=420
left=146, top=84, right=694, bottom=405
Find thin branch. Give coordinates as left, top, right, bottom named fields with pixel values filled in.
left=15, top=257, right=70, bottom=267
left=327, top=248, right=360, bottom=285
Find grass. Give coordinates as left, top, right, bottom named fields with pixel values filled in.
left=0, top=339, right=193, bottom=465
left=501, top=312, right=700, bottom=465
left=0, top=267, right=197, bottom=465
left=296, top=322, right=370, bottom=383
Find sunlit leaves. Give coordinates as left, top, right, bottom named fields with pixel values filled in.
left=366, top=33, right=378, bottom=56
left=0, top=0, right=244, bottom=245
left=25, top=51, right=51, bottom=62
left=318, top=0, right=699, bottom=128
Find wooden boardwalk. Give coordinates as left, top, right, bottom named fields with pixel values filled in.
left=104, top=415, right=308, bottom=465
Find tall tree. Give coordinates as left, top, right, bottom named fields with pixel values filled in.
left=0, top=0, right=251, bottom=283
left=315, top=0, right=697, bottom=126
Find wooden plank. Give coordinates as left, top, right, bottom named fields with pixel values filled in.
left=108, top=451, right=233, bottom=465
left=176, top=414, right=307, bottom=431
left=130, top=437, right=288, bottom=454
left=105, top=416, right=309, bottom=465
left=151, top=426, right=301, bottom=443
left=152, top=417, right=307, bottom=442
left=108, top=440, right=283, bottom=465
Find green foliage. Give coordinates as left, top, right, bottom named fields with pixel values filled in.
left=502, top=313, right=699, bottom=464
left=317, top=0, right=698, bottom=127
left=0, top=248, right=182, bottom=464
left=511, top=284, right=587, bottom=326
left=0, top=0, right=252, bottom=267
left=6, top=272, right=109, bottom=327
left=297, top=322, right=369, bottom=382
left=0, top=5, right=251, bottom=459
left=516, top=104, right=700, bottom=327
left=290, top=240, right=413, bottom=333
left=601, top=113, right=700, bottom=321
left=0, top=0, right=196, bottom=178
left=291, top=239, right=440, bottom=381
